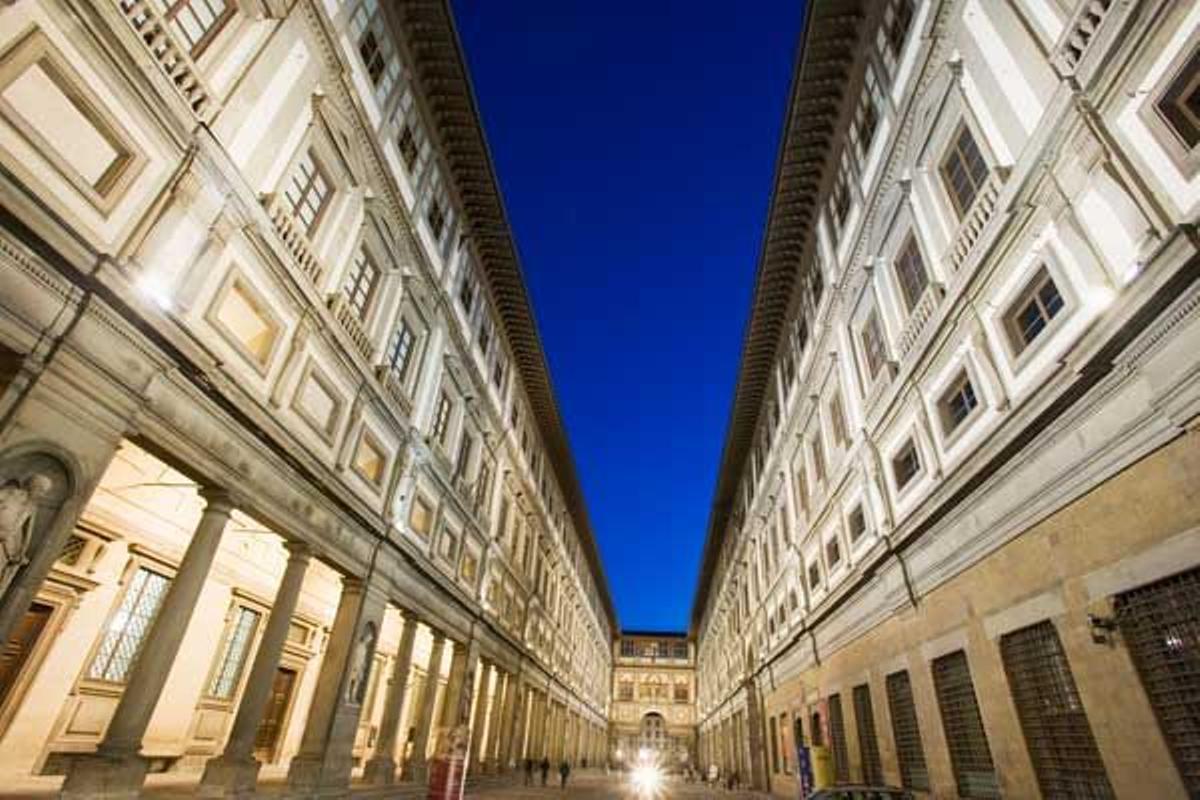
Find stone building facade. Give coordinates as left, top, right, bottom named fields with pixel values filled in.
left=0, top=0, right=613, bottom=797
left=693, top=0, right=1200, bottom=798
left=608, top=632, right=695, bottom=772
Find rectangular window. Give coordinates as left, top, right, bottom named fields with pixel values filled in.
left=453, top=432, right=473, bottom=483
left=427, top=198, right=447, bottom=240
left=385, top=320, right=416, bottom=382
left=342, top=250, right=380, bottom=320
left=478, top=316, right=492, bottom=355
left=932, top=650, right=1000, bottom=798
left=853, top=683, right=885, bottom=784
left=887, top=670, right=930, bottom=790
left=894, top=234, right=929, bottom=311
left=770, top=713, right=781, bottom=773
left=847, top=505, right=866, bottom=543
left=861, top=310, right=888, bottom=381
left=209, top=606, right=261, bottom=699
left=828, top=693, right=850, bottom=782
left=807, top=561, right=821, bottom=592
left=492, top=354, right=506, bottom=391
left=829, top=153, right=853, bottom=234
left=397, top=124, right=421, bottom=173
left=879, top=0, right=917, bottom=72
left=851, top=64, right=883, bottom=161
left=409, top=495, right=433, bottom=537
left=1114, top=567, right=1200, bottom=794
left=1155, top=46, right=1200, bottom=148
left=793, top=465, right=809, bottom=516
left=166, top=0, right=235, bottom=57
left=350, top=0, right=401, bottom=102
left=829, top=391, right=848, bottom=447
left=284, top=149, right=332, bottom=236
left=1005, top=267, right=1066, bottom=353
left=1000, top=621, right=1113, bottom=798
left=619, top=679, right=634, bottom=700
left=88, top=567, right=170, bottom=683
left=892, top=438, right=921, bottom=490
left=939, top=370, right=979, bottom=434
left=795, top=316, right=809, bottom=354
left=825, top=536, right=841, bottom=570
left=674, top=682, right=689, bottom=703
left=432, top=391, right=452, bottom=446
left=458, top=265, right=476, bottom=314
left=438, top=528, right=458, bottom=563
left=811, top=437, right=826, bottom=483
left=941, top=123, right=989, bottom=217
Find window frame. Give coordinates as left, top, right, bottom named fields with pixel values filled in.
left=165, top=0, right=237, bottom=60
left=939, top=121, right=991, bottom=219
left=894, top=233, right=930, bottom=312
left=1002, top=265, right=1069, bottom=357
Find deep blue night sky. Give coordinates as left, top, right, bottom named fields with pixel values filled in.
left=452, top=1, right=802, bottom=631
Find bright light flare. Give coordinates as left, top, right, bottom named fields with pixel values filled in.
left=631, top=764, right=663, bottom=795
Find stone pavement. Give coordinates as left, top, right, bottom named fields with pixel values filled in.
left=468, top=771, right=767, bottom=798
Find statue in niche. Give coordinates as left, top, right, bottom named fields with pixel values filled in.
left=346, top=621, right=377, bottom=705
left=0, top=473, right=53, bottom=601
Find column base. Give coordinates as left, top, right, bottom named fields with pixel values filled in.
left=197, top=754, right=262, bottom=798
left=60, top=751, right=150, bottom=800
left=361, top=755, right=397, bottom=786
left=404, top=759, right=429, bottom=784
left=286, top=753, right=353, bottom=797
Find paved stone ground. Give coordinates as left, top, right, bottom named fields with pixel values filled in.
left=469, top=772, right=765, bottom=798
left=0, top=770, right=767, bottom=798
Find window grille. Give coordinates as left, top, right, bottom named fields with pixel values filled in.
left=285, top=150, right=332, bottom=235
left=932, top=649, right=1000, bottom=797
left=894, top=234, right=929, bottom=311
left=166, top=0, right=234, bottom=57
left=940, top=371, right=979, bottom=433
left=1000, top=621, right=1113, bottom=798
left=886, top=670, right=930, bottom=790
left=1115, top=567, right=1200, bottom=794
left=828, top=693, right=850, bottom=782
left=342, top=250, right=380, bottom=320
left=853, top=683, right=884, bottom=784
left=879, top=0, right=917, bottom=71
left=861, top=311, right=888, bottom=381
left=209, top=606, right=261, bottom=699
left=1006, top=267, right=1065, bottom=351
left=941, top=124, right=989, bottom=216
left=88, top=567, right=170, bottom=683
left=386, top=320, right=416, bottom=381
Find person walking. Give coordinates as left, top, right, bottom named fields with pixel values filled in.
left=558, top=760, right=570, bottom=789
left=539, top=756, right=550, bottom=786
left=523, top=757, right=534, bottom=786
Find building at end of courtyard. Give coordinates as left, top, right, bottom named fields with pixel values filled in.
left=692, top=0, right=1200, bottom=798
left=609, top=632, right=696, bottom=773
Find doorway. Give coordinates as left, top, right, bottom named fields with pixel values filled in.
left=254, top=666, right=297, bottom=763
left=0, top=602, right=53, bottom=709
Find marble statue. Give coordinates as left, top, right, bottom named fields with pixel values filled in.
left=346, top=622, right=376, bottom=704
left=0, top=473, right=53, bottom=602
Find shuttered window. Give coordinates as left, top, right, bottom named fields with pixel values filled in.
left=932, top=650, right=1000, bottom=797
left=1115, top=567, right=1200, bottom=794
left=853, top=683, right=884, bottom=784
left=886, top=670, right=929, bottom=790
left=1000, top=621, right=1113, bottom=798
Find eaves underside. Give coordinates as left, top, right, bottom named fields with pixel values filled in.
left=690, top=0, right=867, bottom=632
left=395, top=0, right=616, bottom=631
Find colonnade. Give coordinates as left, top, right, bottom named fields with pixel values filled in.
left=30, top=484, right=605, bottom=798
left=697, top=710, right=751, bottom=781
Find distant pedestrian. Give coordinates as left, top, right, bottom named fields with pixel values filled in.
left=559, top=760, right=571, bottom=789
left=540, top=756, right=550, bottom=786
left=523, top=758, right=533, bottom=786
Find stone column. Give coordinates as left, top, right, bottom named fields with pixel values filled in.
left=62, top=488, right=234, bottom=799
left=744, top=680, right=767, bottom=790
left=501, top=679, right=525, bottom=769
left=363, top=609, right=419, bottom=785
left=405, top=631, right=445, bottom=782
left=484, top=669, right=507, bottom=771
left=468, top=660, right=493, bottom=772
left=286, top=575, right=386, bottom=794
left=199, top=540, right=311, bottom=797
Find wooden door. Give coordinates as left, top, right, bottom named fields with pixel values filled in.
left=254, top=666, right=297, bottom=762
left=0, top=602, right=52, bottom=709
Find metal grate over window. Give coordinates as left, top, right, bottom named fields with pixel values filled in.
left=886, top=670, right=930, bottom=790
left=1000, top=621, right=1113, bottom=798
left=932, top=650, right=1000, bottom=798
left=828, top=693, right=850, bottom=782
left=1115, top=567, right=1200, bottom=793
left=853, top=683, right=884, bottom=784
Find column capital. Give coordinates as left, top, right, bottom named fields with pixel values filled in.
left=340, top=574, right=366, bottom=594
left=199, top=486, right=236, bottom=514
left=284, top=540, right=313, bottom=561
left=398, top=606, right=420, bottom=623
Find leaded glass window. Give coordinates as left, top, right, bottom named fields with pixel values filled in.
left=209, top=606, right=261, bottom=699
left=284, top=150, right=332, bottom=235
left=88, top=567, right=170, bottom=683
